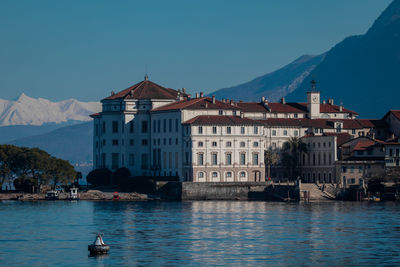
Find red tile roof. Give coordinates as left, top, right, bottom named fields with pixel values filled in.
left=151, top=97, right=240, bottom=112
left=391, top=110, right=400, bottom=120
left=103, top=80, right=182, bottom=101
left=182, top=115, right=263, bottom=126
left=236, top=102, right=357, bottom=115
left=257, top=118, right=365, bottom=129
left=322, top=133, right=353, bottom=146
left=353, top=140, right=377, bottom=151
left=357, top=119, right=388, bottom=128
left=89, top=112, right=101, bottom=118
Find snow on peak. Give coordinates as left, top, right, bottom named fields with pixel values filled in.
left=0, top=94, right=101, bottom=126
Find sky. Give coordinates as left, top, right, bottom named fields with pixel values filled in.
left=0, top=0, right=393, bottom=102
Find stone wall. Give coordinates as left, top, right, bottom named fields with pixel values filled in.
left=155, top=181, right=299, bottom=201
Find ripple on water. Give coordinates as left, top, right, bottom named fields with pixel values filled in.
left=0, top=201, right=400, bottom=266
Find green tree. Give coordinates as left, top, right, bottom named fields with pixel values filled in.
left=281, top=137, right=307, bottom=181
left=264, top=150, right=279, bottom=180
left=47, top=157, right=76, bottom=188
left=87, top=168, right=112, bottom=186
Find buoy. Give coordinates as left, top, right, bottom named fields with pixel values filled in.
left=113, top=192, right=119, bottom=201
left=88, top=234, right=110, bottom=256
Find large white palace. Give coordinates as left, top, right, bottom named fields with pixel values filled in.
left=91, top=77, right=389, bottom=183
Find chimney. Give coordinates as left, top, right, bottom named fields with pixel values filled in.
left=240, top=111, right=244, bottom=118
left=182, top=88, right=186, bottom=94
left=195, top=92, right=199, bottom=98
left=328, top=99, right=334, bottom=105
left=200, top=92, right=204, bottom=97
left=339, top=105, right=343, bottom=112
left=111, top=91, right=115, bottom=96
left=281, top=97, right=286, bottom=104
left=323, top=100, right=326, bottom=104
left=230, top=100, right=234, bottom=106
left=261, top=96, right=265, bottom=102
left=212, top=95, right=216, bottom=104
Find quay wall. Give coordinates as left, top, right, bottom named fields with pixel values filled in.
left=155, top=182, right=299, bottom=201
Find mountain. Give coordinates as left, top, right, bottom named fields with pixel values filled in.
left=0, top=93, right=101, bottom=126
left=286, top=0, right=400, bottom=118
left=209, top=54, right=325, bottom=102
left=8, top=122, right=94, bottom=177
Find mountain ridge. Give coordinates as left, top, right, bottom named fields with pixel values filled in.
left=0, top=93, right=101, bottom=126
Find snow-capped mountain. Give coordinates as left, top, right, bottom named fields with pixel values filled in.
left=0, top=93, right=101, bottom=126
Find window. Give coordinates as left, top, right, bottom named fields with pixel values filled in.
left=226, top=153, right=232, bottom=165
left=252, top=153, right=259, bottom=165
left=294, top=130, right=299, bottom=137
left=95, top=124, right=99, bottom=136
left=163, top=119, right=166, bottom=132
left=359, top=166, right=363, bottom=173
left=342, top=167, right=347, bottom=173
left=350, top=166, right=354, bottom=173
left=112, top=153, right=119, bottom=169
left=198, top=172, right=204, bottom=178
left=253, top=142, right=259, bottom=147
left=240, top=171, right=246, bottom=178
left=227, top=127, right=231, bottom=134
left=142, top=139, right=148, bottom=146
left=226, top=141, right=232, bottom=147
left=254, top=126, right=258, bottom=134
left=283, top=130, right=288, bottom=136
left=142, top=121, right=148, bottom=133
left=241, top=127, right=245, bottom=134
left=157, top=120, right=161, bottom=133
left=212, top=142, right=217, bottom=147
left=212, top=172, right=218, bottom=178
left=175, top=119, right=179, bottom=132
left=240, top=153, right=246, bottom=165
left=175, top=152, right=179, bottom=168
left=185, top=152, right=189, bottom=165
left=219, top=110, right=223, bottom=115
left=240, top=142, right=245, bottom=147
left=153, top=120, right=156, bottom=133
left=169, top=152, right=172, bottom=168
left=169, top=119, right=172, bottom=132
left=352, top=129, right=356, bottom=134
left=112, top=121, right=118, bottom=133
left=272, top=143, right=277, bottom=149
left=141, top=154, right=148, bottom=169
left=163, top=138, right=166, bottom=145
left=211, top=153, right=218, bottom=165
left=272, top=130, right=277, bottom=136
left=198, top=126, right=203, bottom=134
left=212, top=127, right=217, bottom=134
left=390, top=149, right=393, bottom=157
left=112, top=139, right=119, bottom=146
left=102, top=121, right=106, bottom=134
left=197, top=153, right=204, bottom=165
left=198, top=141, right=204, bottom=147
left=294, top=114, right=298, bottom=118
left=176, top=138, right=178, bottom=145
left=129, top=154, right=135, bottom=166
left=226, top=172, right=232, bottom=178
left=397, top=149, right=400, bottom=157
left=129, top=121, right=134, bottom=133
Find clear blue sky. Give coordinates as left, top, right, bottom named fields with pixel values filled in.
left=0, top=0, right=392, bottom=101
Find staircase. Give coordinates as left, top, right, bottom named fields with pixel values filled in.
left=300, top=183, right=336, bottom=201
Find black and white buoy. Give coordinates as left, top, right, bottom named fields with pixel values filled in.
left=88, top=234, right=110, bottom=256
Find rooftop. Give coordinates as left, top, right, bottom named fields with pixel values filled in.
left=182, top=115, right=263, bottom=126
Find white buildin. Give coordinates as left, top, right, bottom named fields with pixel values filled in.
left=92, top=78, right=384, bottom=182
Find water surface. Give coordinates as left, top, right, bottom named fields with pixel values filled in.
left=0, top=201, right=400, bottom=266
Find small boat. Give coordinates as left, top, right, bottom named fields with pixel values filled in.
left=45, top=190, right=59, bottom=200
left=88, top=234, right=110, bottom=256
left=112, top=192, right=120, bottom=201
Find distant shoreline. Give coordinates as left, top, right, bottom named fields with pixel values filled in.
left=0, top=190, right=149, bottom=201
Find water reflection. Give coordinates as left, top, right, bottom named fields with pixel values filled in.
left=1, top=201, right=400, bottom=266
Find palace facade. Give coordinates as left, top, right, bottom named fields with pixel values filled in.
left=91, top=77, right=396, bottom=183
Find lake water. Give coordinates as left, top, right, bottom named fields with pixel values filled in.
left=1, top=201, right=400, bottom=266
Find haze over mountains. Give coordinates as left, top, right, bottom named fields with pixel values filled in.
left=211, top=0, right=400, bottom=118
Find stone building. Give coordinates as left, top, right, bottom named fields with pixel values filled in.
left=91, top=77, right=391, bottom=183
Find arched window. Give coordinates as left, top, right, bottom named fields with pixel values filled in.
left=226, top=172, right=232, bottom=178
left=198, top=172, right=204, bottom=178
left=240, top=171, right=246, bottom=178
left=212, top=172, right=218, bottom=178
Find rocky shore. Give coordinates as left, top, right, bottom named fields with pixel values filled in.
left=0, top=190, right=149, bottom=201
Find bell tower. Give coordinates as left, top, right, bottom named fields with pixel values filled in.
left=307, top=79, right=320, bottom=119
